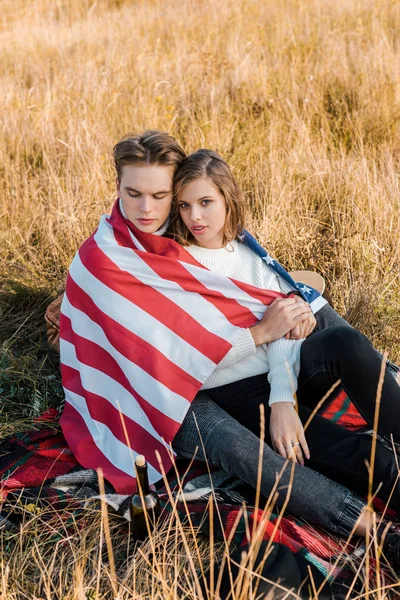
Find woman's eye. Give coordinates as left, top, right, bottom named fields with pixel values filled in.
left=178, top=202, right=188, bottom=209
left=201, top=199, right=211, bottom=206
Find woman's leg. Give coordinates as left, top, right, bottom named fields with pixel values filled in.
left=208, top=376, right=400, bottom=510
left=172, top=392, right=367, bottom=536
left=313, top=304, right=399, bottom=377
left=298, top=326, right=400, bottom=442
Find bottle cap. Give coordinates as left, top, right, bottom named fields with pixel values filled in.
left=135, top=454, right=146, bottom=467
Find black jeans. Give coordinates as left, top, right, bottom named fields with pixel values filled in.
left=313, top=303, right=399, bottom=377
left=207, top=325, right=400, bottom=508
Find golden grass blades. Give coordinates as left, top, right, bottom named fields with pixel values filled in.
left=1, top=0, right=400, bottom=597
left=1, top=0, right=399, bottom=357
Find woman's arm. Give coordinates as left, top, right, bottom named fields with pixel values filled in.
left=218, top=298, right=311, bottom=369
left=266, top=337, right=301, bottom=405
left=266, top=338, right=310, bottom=464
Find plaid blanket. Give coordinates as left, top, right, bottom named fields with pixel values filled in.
left=0, top=393, right=396, bottom=594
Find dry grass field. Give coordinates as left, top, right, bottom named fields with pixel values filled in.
left=1, top=0, right=400, bottom=597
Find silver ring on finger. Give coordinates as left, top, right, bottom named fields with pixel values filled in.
left=292, top=441, right=301, bottom=447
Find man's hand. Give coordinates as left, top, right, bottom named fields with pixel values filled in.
left=250, top=297, right=312, bottom=346
left=269, top=403, right=310, bottom=465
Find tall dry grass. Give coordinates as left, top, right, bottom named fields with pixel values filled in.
left=1, top=0, right=400, bottom=597
left=1, top=0, right=399, bottom=356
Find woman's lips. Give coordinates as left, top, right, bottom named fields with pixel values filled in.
left=191, top=225, right=207, bottom=234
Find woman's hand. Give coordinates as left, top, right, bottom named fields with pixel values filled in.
left=250, top=297, right=312, bottom=346
left=269, top=403, right=310, bottom=465
left=285, top=313, right=316, bottom=340
left=284, top=296, right=316, bottom=340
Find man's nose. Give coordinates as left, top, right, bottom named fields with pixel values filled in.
left=139, top=196, right=153, bottom=213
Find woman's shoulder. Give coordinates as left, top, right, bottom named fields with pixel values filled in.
left=234, top=238, right=263, bottom=262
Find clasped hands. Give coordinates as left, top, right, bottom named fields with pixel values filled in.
left=250, top=296, right=316, bottom=346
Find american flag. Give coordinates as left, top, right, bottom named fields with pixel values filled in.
left=60, top=201, right=289, bottom=493
left=241, top=231, right=327, bottom=313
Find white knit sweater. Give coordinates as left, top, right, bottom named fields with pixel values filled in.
left=119, top=197, right=301, bottom=405
left=186, top=241, right=302, bottom=405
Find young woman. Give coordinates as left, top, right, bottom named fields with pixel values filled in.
left=170, top=149, right=400, bottom=571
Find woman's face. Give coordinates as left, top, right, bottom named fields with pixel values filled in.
left=177, top=176, right=227, bottom=249
left=117, top=163, right=174, bottom=233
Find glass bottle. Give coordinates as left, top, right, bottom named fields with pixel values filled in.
left=130, top=454, right=161, bottom=541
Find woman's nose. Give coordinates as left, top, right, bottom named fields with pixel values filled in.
left=190, top=207, right=201, bottom=221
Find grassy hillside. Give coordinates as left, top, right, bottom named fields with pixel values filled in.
left=0, top=0, right=399, bottom=597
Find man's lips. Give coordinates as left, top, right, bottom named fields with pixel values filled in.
left=138, top=218, right=156, bottom=225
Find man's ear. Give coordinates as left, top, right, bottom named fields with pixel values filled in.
left=116, top=177, right=121, bottom=197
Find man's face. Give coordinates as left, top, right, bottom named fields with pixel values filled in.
left=116, top=164, right=174, bottom=233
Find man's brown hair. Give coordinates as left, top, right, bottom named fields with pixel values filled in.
left=171, top=149, right=246, bottom=246
left=113, top=130, right=186, bottom=180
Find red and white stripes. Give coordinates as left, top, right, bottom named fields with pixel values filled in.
left=60, top=202, right=284, bottom=493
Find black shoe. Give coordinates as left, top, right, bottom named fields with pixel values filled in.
left=378, top=521, right=400, bottom=575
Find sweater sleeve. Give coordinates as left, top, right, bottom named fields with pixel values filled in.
left=266, top=338, right=302, bottom=406
left=216, top=328, right=256, bottom=369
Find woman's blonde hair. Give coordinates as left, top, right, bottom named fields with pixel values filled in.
left=171, top=149, right=246, bottom=246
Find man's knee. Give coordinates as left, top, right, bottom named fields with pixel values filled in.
left=314, top=304, right=351, bottom=332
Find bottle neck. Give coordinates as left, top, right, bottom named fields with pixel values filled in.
left=136, top=463, right=150, bottom=495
